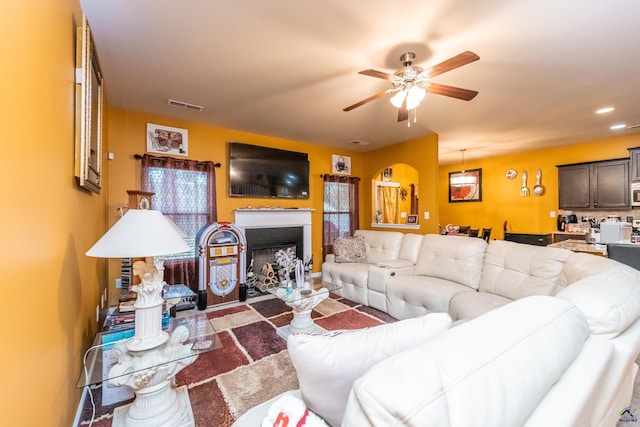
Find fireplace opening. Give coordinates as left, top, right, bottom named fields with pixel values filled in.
left=244, top=226, right=304, bottom=296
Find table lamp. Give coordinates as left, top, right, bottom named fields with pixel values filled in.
left=86, top=209, right=196, bottom=426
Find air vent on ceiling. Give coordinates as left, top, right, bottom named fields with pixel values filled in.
left=168, top=99, right=204, bottom=112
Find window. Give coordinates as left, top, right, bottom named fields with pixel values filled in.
left=142, top=154, right=217, bottom=288
left=322, top=175, right=359, bottom=259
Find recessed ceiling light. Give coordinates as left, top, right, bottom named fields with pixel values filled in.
left=610, top=123, right=627, bottom=130
left=596, top=107, right=615, bottom=114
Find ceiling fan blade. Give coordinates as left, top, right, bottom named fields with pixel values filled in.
left=427, top=83, right=478, bottom=101
left=358, top=69, right=399, bottom=81
left=343, top=91, right=389, bottom=111
left=397, top=97, right=409, bottom=122
left=422, top=51, right=480, bottom=79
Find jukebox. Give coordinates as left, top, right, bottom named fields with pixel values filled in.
left=197, top=222, right=247, bottom=309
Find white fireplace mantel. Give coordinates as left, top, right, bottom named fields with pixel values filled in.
left=234, top=208, right=314, bottom=263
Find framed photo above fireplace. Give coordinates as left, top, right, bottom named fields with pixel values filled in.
left=449, top=168, right=482, bottom=203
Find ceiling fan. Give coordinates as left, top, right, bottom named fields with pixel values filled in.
left=344, top=51, right=480, bottom=123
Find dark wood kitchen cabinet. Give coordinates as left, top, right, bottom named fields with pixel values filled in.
left=557, top=159, right=629, bottom=209
left=629, top=147, right=640, bottom=182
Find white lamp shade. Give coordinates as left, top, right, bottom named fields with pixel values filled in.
left=390, top=90, right=406, bottom=108
left=86, top=209, right=190, bottom=258
left=389, top=86, right=426, bottom=110
left=406, top=86, right=426, bottom=108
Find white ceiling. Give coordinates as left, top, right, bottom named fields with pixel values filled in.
left=79, top=0, right=640, bottom=165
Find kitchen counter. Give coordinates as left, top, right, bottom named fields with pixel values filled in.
left=547, top=239, right=607, bottom=256
left=552, top=231, right=587, bottom=243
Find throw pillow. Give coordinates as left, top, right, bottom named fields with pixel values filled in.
left=287, top=313, right=452, bottom=427
left=333, top=235, right=367, bottom=263
left=261, top=393, right=328, bottom=427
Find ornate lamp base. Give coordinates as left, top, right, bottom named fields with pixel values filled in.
left=109, top=325, right=198, bottom=427
left=275, top=288, right=329, bottom=339
left=112, top=385, right=194, bottom=427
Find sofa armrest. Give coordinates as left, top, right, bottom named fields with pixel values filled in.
left=369, top=265, right=415, bottom=293
left=368, top=264, right=415, bottom=313
left=375, top=259, right=414, bottom=269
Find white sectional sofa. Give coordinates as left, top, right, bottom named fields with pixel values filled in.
left=233, top=230, right=640, bottom=427
left=324, top=231, right=634, bottom=322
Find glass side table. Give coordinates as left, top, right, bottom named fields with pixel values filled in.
left=268, top=279, right=342, bottom=339
left=77, top=312, right=222, bottom=426
left=163, top=284, right=198, bottom=314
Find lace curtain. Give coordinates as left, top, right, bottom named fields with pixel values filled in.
left=141, top=154, right=217, bottom=290
left=322, top=174, right=360, bottom=259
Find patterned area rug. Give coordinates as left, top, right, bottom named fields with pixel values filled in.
left=78, top=293, right=395, bottom=426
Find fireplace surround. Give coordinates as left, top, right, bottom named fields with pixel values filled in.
left=234, top=208, right=313, bottom=280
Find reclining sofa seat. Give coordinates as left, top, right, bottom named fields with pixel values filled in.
left=322, top=230, right=423, bottom=305
left=448, top=240, right=572, bottom=320
left=385, top=234, right=488, bottom=319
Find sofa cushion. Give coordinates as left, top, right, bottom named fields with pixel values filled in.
left=343, top=296, right=590, bottom=427
left=386, top=275, right=475, bottom=319
left=556, top=269, right=640, bottom=339
left=556, top=251, right=635, bottom=290
left=448, top=290, right=512, bottom=321
left=414, top=234, right=487, bottom=290
left=287, top=313, right=452, bottom=427
left=333, top=235, right=367, bottom=263
left=354, top=230, right=404, bottom=264
left=479, top=240, right=571, bottom=299
left=397, top=233, right=424, bottom=264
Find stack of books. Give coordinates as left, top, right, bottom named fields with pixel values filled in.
left=105, top=293, right=170, bottom=331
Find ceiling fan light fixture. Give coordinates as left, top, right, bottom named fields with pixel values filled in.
left=406, top=86, right=426, bottom=109
left=390, top=86, right=425, bottom=110
left=390, top=91, right=406, bottom=108
left=344, top=50, right=479, bottom=122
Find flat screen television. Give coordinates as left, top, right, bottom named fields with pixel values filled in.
left=228, top=142, right=310, bottom=199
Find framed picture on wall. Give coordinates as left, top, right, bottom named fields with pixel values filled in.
left=332, top=154, right=351, bottom=175
left=146, top=123, right=188, bottom=156
left=449, top=168, right=482, bottom=202
left=74, top=15, right=103, bottom=194
left=406, top=214, right=418, bottom=224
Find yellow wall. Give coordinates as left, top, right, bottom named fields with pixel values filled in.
left=105, top=108, right=367, bottom=302
left=364, top=135, right=440, bottom=233
left=439, top=134, right=639, bottom=239
left=0, top=0, right=108, bottom=424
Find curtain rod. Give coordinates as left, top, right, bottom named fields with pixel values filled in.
left=320, top=174, right=360, bottom=180
left=134, top=153, right=221, bottom=168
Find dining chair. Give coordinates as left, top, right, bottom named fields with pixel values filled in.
left=468, top=229, right=479, bottom=237
left=458, top=225, right=471, bottom=234
left=481, top=228, right=492, bottom=242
